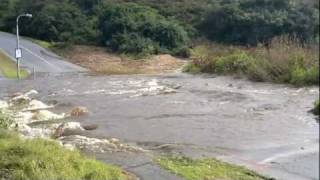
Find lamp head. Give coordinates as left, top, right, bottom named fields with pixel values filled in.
left=25, top=13, right=32, bottom=18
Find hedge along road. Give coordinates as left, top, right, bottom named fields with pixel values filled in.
left=0, top=31, right=86, bottom=74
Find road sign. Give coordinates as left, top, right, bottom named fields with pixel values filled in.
left=15, top=48, right=22, bottom=58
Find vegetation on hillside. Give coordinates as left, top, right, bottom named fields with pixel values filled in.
left=184, top=37, right=319, bottom=86
left=0, top=0, right=318, bottom=56
left=98, top=3, right=189, bottom=56
left=0, top=0, right=319, bottom=84
left=200, top=0, right=319, bottom=45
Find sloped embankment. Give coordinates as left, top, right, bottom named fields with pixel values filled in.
left=0, top=90, right=145, bottom=180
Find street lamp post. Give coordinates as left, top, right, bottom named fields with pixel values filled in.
left=16, top=13, right=32, bottom=79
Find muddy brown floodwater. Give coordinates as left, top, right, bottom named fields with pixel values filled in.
left=0, top=73, right=319, bottom=180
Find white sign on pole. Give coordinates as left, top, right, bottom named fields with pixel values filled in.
left=15, top=48, right=22, bottom=58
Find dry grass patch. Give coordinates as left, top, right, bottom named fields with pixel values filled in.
left=185, top=37, right=319, bottom=86
left=0, top=49, right=29, bottom=79
left=62, top=45, right=186, bottom=75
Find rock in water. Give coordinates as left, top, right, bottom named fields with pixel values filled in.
left=23, top=100, right=54, bottom=111
left=0, top=100, right=8, bottom=109
left=70, top=106, right=89, bottom=117
left=32, top=110, right=65, bottom=121
left=82, top=124, right=98, bottom=131
left=53, top=122, right=85, bottom=138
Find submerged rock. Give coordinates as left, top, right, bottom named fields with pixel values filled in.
left=82, top=124, right=98, bottom=131
left=18, top=124, right=55, bottom=138
left=53, top=122, right=85, bottom=138
left=58, top=135, right=146, bottom=153
left=32, top=110, right=65, bottom=121
left=0, top=100, right=8, bottom=109
left=9, top=90, right=38, bottom=106
left=23, top=100, right=54, bottom=111
left=13, top=111, right=34, bottom=124
left=70, top=106, right=89, bottom=117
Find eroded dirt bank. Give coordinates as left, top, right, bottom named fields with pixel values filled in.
left=0, top=73, right=318, bottom=180
left=60, top=45, right=187, bottom=75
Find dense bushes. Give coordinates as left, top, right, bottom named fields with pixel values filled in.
left=0, top=0, right=318, bottom=55
left=1, top=0, right=96, bottom=43
left=98, top=3, right=189, bottom=55
left=185, top=37, right=319, bottom=86
left=200, top=0, right=319, bottom=45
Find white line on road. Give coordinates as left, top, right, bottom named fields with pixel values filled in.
left=21, top=45, right=61, bottom=71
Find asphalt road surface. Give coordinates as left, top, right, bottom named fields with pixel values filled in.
left=0, top=31, right=86, bottom=73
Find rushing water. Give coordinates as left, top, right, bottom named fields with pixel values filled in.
left=0, top=73, right=318, bottom=180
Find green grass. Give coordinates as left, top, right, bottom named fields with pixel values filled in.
left=0, top=110, right=12, bottom=129
left=0, top=50, right=29, bottom=79
left=31, top=39, right=53, bottom=49
left=156, top=156, right=271, bottom=180
left=0, top=129, right=127, bottom=180
left=28, top=37, right=72, bottom=57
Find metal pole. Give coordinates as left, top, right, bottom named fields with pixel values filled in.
left=16, top=15, right=20, bottom=80
left=33, top=66, right=35, bottom=80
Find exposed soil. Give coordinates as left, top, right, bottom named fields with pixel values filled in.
left=62, top=45, right=187, bottom=75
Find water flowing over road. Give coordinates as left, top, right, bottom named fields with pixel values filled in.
left=0, top=73, right=318, bottom=180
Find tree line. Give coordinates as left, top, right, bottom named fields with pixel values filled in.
left=0, top=0, right=318, bottom=55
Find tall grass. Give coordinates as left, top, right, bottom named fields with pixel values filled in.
left=0, top=110, right=12, bottom=129
left=185, top=37, right=319, bottom=86
left=0, top=130, right=127, bottom=180
left=0, top=50, right=29, bottom=79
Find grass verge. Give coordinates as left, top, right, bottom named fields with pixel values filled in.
left=156, top=156, right=272, bottom=180
left=0, top=129, right=128, bottom=180
left=30, top=39, right=54, bottom=49
left=0, top=50, right=29, bottom=79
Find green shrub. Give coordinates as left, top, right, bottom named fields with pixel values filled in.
left=172, top=46, right=191, bottom=58
left=0, top=130, right=126, bottom=180
left=214, top=51, right=254, bottom=75
left=287, top=55, right=319, bottom=86
left=0, top=110, right=12, bottom=129
left=110, top=33, right=157, bottom=56
left=183, top=63, right=201, bottom=73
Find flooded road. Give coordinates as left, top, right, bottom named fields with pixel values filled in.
left=0, top=73, right=318, bottom=180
